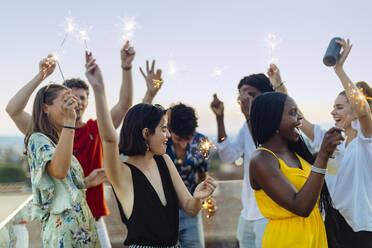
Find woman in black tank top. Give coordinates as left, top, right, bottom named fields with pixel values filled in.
left=85, top=54, right=217, bottom=247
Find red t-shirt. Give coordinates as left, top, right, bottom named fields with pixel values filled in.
left=73, top=119, right=109, bottom=218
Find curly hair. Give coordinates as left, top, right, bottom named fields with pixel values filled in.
left=168, top=103, right=198, bottom=140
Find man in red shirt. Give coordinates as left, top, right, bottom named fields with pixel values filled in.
left=6, top=42, right=135, bottom=247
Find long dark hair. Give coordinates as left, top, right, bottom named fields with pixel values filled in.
left=24, top=84, right=68, bottom=153
left=250, top=92, right=332, bottom=213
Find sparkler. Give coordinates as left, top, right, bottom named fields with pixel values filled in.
left=120, top=16, right=137, bottom=42
left=78, top=28, right=89, bottom=50
left=212, top=66, right=227, bottom=79
left=197, top=138, right=217, bottom=159
left=59, top=16, right=76, bottom=51
left=168, top=59, right=178, bottom=76
left=266, top=33, right=279, bottom=63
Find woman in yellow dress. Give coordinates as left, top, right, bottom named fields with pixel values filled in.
left=249, top=92, right=344, bottom=247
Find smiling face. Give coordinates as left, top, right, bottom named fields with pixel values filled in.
left=43, top=89, right=68, bottom=130
left=70, top=87, right=87, bottom=121
left=170, top=133, right=193, bottom=150
left=278, top=96, right=303, bottom=143
left=331, top=94, right=356, bottom=129
left=147, top=116, right=171, bottom=155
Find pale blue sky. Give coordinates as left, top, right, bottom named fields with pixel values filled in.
left=1, top=0, right=372, bottom=137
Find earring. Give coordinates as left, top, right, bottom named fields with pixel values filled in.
left=146, top=143, right=150, bottom=151
left=275, top=130, right=280, bottom=134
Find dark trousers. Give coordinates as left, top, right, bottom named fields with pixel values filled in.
left=325, top=207, right=372, bottom=248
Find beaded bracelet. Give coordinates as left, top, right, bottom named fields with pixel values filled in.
left=310, top=166, right=328, bottom=175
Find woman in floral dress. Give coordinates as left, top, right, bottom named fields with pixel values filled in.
left=23, top=59, right=104, bottom=247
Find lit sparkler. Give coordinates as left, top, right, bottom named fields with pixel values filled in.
left=120, top=16, right=137, bottom=42
left=79, top=28, right=89, bottom=50
left=168, top=59, right=178, bottom=76
left=212, top=66, right=227, bottom=78
left=266, top=33, right=279, bottom=63
left=198, top=138, right=217, bottom=159
left=59, top=16, right=76, bottom=50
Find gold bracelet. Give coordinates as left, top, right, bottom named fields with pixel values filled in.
left=274, top=81, right=285, bottom=90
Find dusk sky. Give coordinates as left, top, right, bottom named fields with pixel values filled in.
left=1, top=0, right=372, bottom=138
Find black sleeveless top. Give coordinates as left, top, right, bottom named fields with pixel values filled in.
left=113, top=155, right=179, bottom=246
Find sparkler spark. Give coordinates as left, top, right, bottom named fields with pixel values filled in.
left=120, top=16, right=137, bottom=42
left=79, top=28, right=89, bottom=50
left=168, top=59, right=178, bottom=76
left=59, top=16, right=77, bottom=50
left=212, top=67, right=227, bottom=78
left=266, top=33, right=280, bottom=63
left=198, top=138, right=216, bottom=159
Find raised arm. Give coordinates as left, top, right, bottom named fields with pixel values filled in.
left=163, top=154, right=216, bottom=217
left=46, top=91, right=78, bottom=179
left=210, top=94, right=227, bottom=142
left=84, top=52, right=128, bottom=188
left=334, top=39, right=372, bottom=137
left=6, top=55, right=56, bottom=134
left=110, top=41, right=135, bottom=129
left=250, top=127, right=343, bottom=217
left=140, top=60, right=163, bottom=104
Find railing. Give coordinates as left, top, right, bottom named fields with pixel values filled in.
left=0, top=181, right=243, bottom=248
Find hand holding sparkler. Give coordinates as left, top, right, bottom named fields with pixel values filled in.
left=140, top=60, right=163, bottom=96
left=121, top=40, right=136, bottom=69
left=193, top=177, right=217, bottom=201
left=85, top=52, right=104, bottom=91
left=334, top=39, right=352, bottom=72
left=39, top=55, right=56, bottom=79
left=267, top=64, right=282, bottom=87
left=210, top=94, right=224, bottom=117
left=268, top=64, right=287, bottom=94
left=202, top=197, right=217, bottom=218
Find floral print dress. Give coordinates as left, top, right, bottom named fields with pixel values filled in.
left=27, top=133, right=100, bottom=247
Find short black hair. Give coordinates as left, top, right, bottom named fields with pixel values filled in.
left=119, top=103, right=166, bottom=156
left=168, top=103, right=198, bottom=140
left=63, top=78, right=89, bottom=96
left=238, top=73, right=274, bottom=93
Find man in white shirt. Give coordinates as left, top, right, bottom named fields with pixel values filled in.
left=210, top=67, right=286, bottom=248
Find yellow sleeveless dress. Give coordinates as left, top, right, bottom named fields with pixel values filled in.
left=254, top=148, right=328, bottom=248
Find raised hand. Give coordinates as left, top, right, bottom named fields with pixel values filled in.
left=238, top=91, right=253, bottom=121
left=84, top=168, right=107, bottom=188
left=267, top=64, right=282, bottom=87
left=39, top=54, right=56, bottom=79
left=334, top=38, right=352, bottom=71
left=85, top=51, right=104, bottom=90
left=210, top=94, right=224, bottom=117
left=140, top=60, right=163, bottom=97
left=121, top=40, right=136, bottom=69
left=61, top=90, right=79, bottom=122
left=193, top=177, right=217, bottom=201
